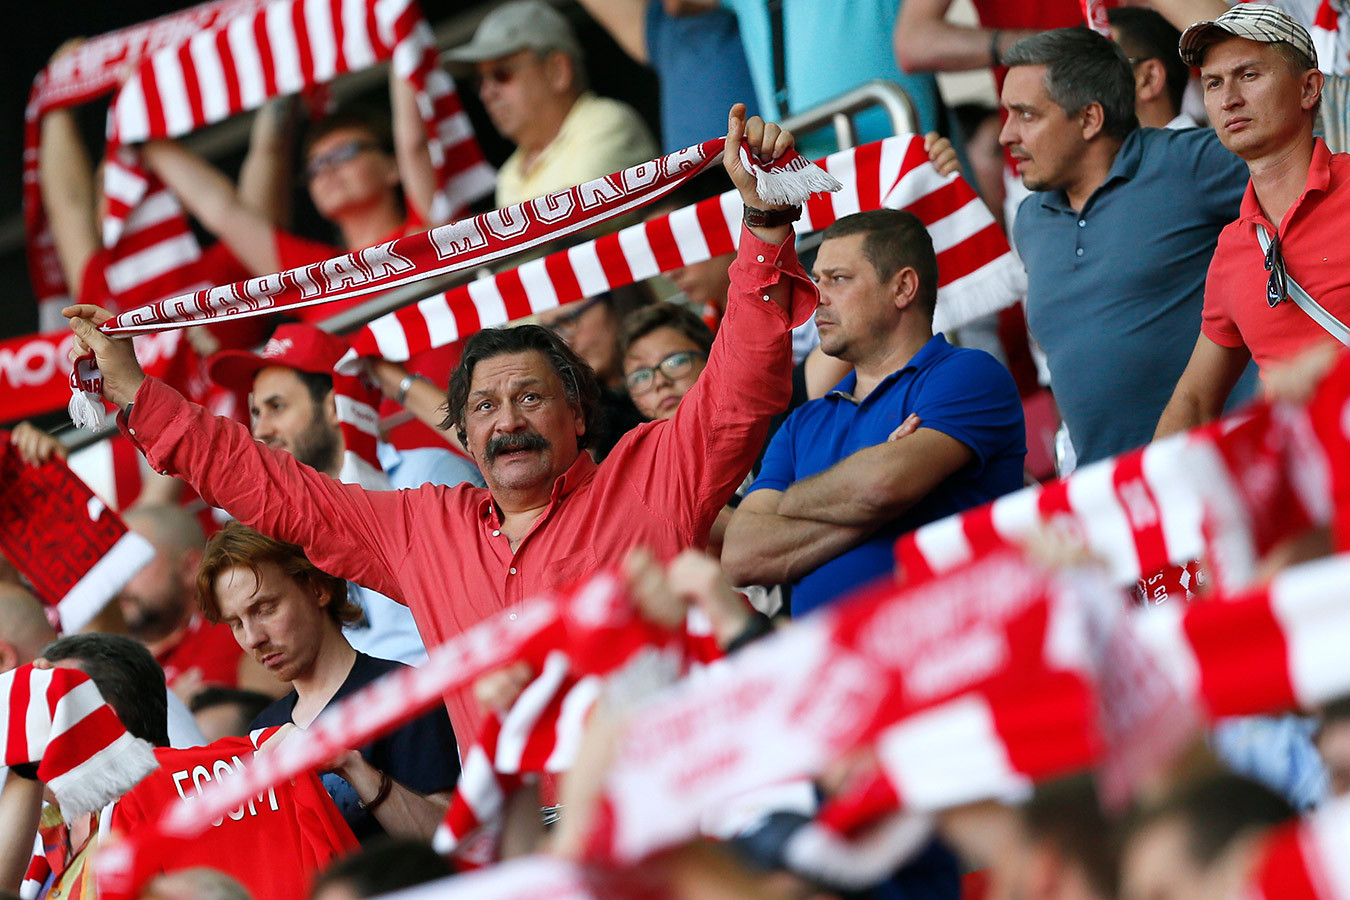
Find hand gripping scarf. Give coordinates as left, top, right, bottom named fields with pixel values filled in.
left=0, top=664, right=158, bottom=819
left=72, top=139, right=843, bottom=425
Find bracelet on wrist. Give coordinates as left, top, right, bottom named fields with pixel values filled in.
left=357, top=770, right=394, bottom=811
left=743, top=205, right=803, bottom=229
left=395, top=373, right=429, bottom=406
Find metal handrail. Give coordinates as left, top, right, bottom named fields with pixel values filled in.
left=57, top=79, right=918, bottom=451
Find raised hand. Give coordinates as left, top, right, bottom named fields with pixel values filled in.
left=722, top=102, right=797, bottom=211
left=64, top=304, right=146, bottom=410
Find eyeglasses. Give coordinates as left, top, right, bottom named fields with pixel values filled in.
left=305, top=141, right=379, bottom=181
left=625, top=350, right=707, bottom=396
left=543, top=296, right=606, bottom=339
left=1265, top=232, right=1288, bottom=308
left=475, top=56, right=535, bottom=88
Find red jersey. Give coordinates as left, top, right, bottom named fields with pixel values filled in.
left=155, top=616, right=246, bottom=689
left=110, top=736, right=357, bottom=900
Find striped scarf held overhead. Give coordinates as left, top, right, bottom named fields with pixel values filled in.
left=1, top=665, right=158, bottom=819
left=344, top=135, right=1024, bottom=366
left=24, top=0, right=491, bottom=332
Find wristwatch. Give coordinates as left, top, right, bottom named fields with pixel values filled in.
left=743, top=205, right=802, bottom=228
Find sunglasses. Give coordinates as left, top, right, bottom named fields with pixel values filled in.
left=304, top=140, right=379, bottom=181
left=1265, top=232, right=1288, bottom=308
left=475, top=57, right=535, bottom=88
left=625, top=350, right=707, bottom=396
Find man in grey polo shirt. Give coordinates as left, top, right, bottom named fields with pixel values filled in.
left=1001, top=27, right=1253, bottom=467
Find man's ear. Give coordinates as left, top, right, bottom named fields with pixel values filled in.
left=545, top=50, right=576, bottom=94
left=1136, top=59, right=1165, bottom=104
left=891, top=266, right=921, bottom=313
left=1079, top=100, right=1106, bottom=141
left=1303, top=68, right=1326, bottom=112
left=322, top=388, right=340, bottom=428
left=0, top=641, right=19, bottom=675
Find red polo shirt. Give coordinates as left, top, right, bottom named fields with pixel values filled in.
left=119, top=227, right=815, bottom=743
left=1202, top=139, right=1350, bottom=373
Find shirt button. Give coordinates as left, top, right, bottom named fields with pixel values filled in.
left=762, top=294, right=771, bottom=301
left=756, top=254, right=765, bottom=262
left=509, top=567, right=517, bottom=575
left=1076, top=248, right=1084, bottom=257
left=492, top=530, right=501, bottom=537
left=128, top=428, right=136, bottom=436
left=1078, top=219, right=1086, bottom=228
left=509, top=613, right=518, bottom=620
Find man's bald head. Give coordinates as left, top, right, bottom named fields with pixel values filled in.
left=0, top=583, right=58, bottom=673
left=118, top=506, right=207, bottom=643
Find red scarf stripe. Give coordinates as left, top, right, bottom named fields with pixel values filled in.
left=934, top=222, right=1008, bottom=284
left=593, top=232, right=637, bottom=288
left=1185, top=586, right=1296, bottom=717
left=495, top=267, right=535, bottom=324
left=988, top=674, right=1100, bottom=782
left=644, top=216, right=684, bottom=274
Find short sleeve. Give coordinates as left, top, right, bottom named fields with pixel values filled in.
left=747, top=411, right=801, bottom=494
left=374, top=705, right=461, bottom=795
left=909, top=351, right=1024, bottom=475
left=1201, top=229, right=1249, bottom=349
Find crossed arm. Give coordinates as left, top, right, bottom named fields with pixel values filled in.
left=721, top=425, right=973, bottom=587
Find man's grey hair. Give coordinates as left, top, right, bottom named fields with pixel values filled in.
left=144, top=868, right=254, bottom=900
left=1004, top=27, right=1140, bottom=141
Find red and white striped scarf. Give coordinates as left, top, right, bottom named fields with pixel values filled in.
left=0, top=439, right=155, bottom=633
left=23, top=0, right=268, bottom=330
left=1, top=665, right=158, bottom=819
left=345, top=136, right=1023, bottom=365
left=1080, top=0, right=1115, bottom=35
left=103, top=0, right=492, bottom=234
left=74, top=139, right=842, bottom=423
left=894, top=400, right=1331, bottom=600
left=1243, top=796, right=1350, bottom=900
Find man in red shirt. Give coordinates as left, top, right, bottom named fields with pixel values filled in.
left=65, top=106, right=816, bottom=745
left=1155, top=5, right=1347, bottom=437
left=118, top=505, right=279, bottom=703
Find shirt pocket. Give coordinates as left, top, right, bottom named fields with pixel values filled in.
left=540, top=547, right=599, bottom=593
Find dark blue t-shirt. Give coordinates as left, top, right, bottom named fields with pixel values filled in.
left=750, top=335, right=1025, bottom=616
left=252, top=652, right=460, bottom=841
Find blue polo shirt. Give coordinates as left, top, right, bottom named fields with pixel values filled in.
left=750, top=335, right=1025, bottom=616
left=1014, top=126, right=1254, bottom=466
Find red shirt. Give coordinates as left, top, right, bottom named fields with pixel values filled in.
left=1202, top=140, right=1350, bottom=373
left=110, top=737, right=357, bottom=900
left=155, top=615, right=245, bottom=689
left=120, top=228, right=816, bottom=743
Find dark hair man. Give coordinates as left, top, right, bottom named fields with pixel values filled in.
left=208, top=322, right=483, bottom=666
left=197, top=523, right=459, bottom=842
left=1119, top=772, right=1295, bottom=900
left=722, top=208, right=1026, bottom=615
left=1001, top=27, right=1252, bottom=468
left=66, top=104, right=817, bottom=748
left=1108, top=7, right=1196, bottom=129
left=1157, top=6, right=1350, bottom=438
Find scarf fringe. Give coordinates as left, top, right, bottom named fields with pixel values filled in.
left=931, top=251, right=1028, bottom=334
left=47, top=731, right=158, bottom=820
left=749, top=152, right=845, bottom=208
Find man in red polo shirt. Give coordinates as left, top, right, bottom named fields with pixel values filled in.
left=1155, top=5, right=1348, bottom=437
left=64, top=106, right=816, bottom=746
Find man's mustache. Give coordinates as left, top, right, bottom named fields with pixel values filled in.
left=485, top=431, right=549, bottom=462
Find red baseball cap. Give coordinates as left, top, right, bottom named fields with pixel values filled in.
left=208, top=323, right=351, bottom=394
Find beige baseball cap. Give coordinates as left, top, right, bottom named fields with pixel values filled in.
left=444, top=1, right=583, bottom=65
left=1178, top=3, right=1317, bottom=68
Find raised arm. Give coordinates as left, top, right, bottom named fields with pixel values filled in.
left=39, top=107, right=100, bottom=293
left=575, top=0, right=650, bottom=63
left=1154, top=334, right=1253, bottom=439
left=141, top=140, right=281, bottom=276
left=391, top=70, right=435, bottom=225
left=894, top=0, right=1036, bottom=74
left=1147, top=0, right=1229, bottom=31
left=237, top=98, right=299, bottom=228
left=65, top=305, right=412, bottom=598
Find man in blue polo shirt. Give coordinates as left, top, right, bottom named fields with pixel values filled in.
left=722, top=209, right=1026, bottom=617
left=1001, top=26, right=1254, bottom=468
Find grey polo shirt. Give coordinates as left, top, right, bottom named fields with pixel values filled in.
left=1013, top=126, right=1250, bottom=466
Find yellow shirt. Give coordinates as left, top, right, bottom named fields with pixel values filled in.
left=495, top=92, right=657, bottom=208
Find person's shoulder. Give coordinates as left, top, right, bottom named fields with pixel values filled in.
left=924, top=344, right=1019, bottom=394
left=351, top=651, right=407, bottom=681
left=579, top=93, right=650, bottom=129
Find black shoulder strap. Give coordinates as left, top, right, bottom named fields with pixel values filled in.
left=766, top=0, right=789, bottom=116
